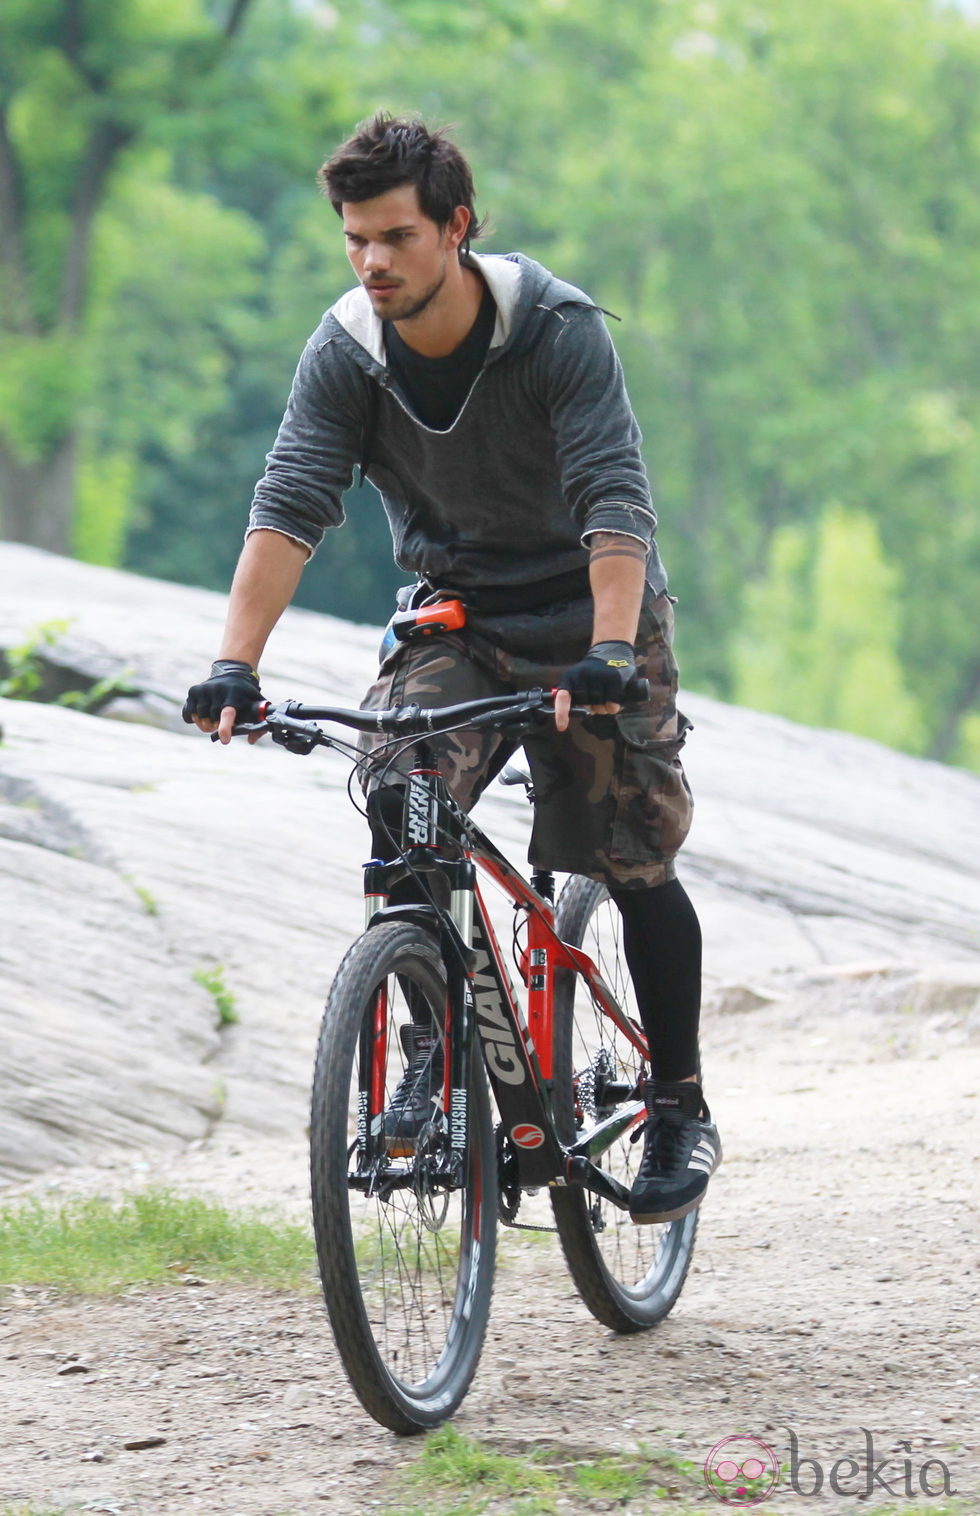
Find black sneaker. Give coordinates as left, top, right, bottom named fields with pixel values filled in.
left=382, top=1022, right=444, bottom=1156
left=629, top=1078, right=722, bottom=1224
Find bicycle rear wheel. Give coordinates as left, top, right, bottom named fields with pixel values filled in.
left=310, top=920, right=496, bottom=1433
left=550, top=876, right=698, bottom=1332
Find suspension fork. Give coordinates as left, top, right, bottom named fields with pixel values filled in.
left=355, top=1000, right=388, bottom=1168
left=445, top=857, right=477, bottom=1182
left=399, top=758, right=477, bottom=1176
left=358, top=750, right=477, bottom=1179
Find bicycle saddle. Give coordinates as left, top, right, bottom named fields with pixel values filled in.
left=498, top=756, right=533, bottom=789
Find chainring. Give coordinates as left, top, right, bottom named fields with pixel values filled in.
left=495, top=1123, right=522, bottom=1223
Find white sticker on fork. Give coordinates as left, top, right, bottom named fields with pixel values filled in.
left=451, top=1086, right=467, bottom=1150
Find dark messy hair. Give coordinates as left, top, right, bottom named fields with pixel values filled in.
left=318, top=112, right=487, bottom=254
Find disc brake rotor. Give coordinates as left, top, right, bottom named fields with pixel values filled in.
left=413, top=1123, right=452, bottom=1231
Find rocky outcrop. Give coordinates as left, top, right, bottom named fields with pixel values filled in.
left=1, top=543, right=979, bottom=1179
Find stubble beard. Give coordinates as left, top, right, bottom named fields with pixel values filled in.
left=370, top=256, right=447, bottom=324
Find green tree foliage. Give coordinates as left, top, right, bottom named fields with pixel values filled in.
left=733, top=504, right=924, bottom=749
left=0, top=0, right=305, bottom=555
left=124, top=183, right=405, bottom=622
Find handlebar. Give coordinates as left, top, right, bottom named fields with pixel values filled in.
left=211, top=680, right=650, bottom=749
left=286, top=690, right=555, bottom=733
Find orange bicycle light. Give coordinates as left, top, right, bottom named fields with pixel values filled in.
left=391, top=598, right=467, bottom=643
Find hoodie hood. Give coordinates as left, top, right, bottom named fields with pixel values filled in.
left=326, top=252, right=599, bottom=374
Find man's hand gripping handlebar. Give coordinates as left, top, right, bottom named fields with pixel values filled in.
left=211, top=680, right=651, bottom=752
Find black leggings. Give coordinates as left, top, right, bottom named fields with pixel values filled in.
left=608, top=878, right=702, bottom=1083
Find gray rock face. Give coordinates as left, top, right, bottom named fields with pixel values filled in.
left=1, top=543, right=979, bottom=1180
left=679, top=694, right=980, bottom=980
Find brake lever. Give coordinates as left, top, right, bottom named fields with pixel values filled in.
left=269, top=716, right=324, bottom=755
left=209, top=720, right=268, bottom=742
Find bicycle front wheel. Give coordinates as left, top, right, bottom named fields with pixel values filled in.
left=550, top=876, right=698, bottom=1332
left=310, top=921, right=496, bottom=1433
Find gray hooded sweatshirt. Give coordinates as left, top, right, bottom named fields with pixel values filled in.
left=248, top=251, right=667, bottom=596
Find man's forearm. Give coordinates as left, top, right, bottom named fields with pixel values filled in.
left=588, top=531, right=648, bottom=645
left=218, top=529, right=309, bottom=668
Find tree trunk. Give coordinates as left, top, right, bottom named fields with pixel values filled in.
left=928, top=660, right=980, bottom=765
left=0, top=435, right=78, bottom=555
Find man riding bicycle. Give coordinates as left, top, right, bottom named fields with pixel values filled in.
left=184, top=113, right=721, bottom=1225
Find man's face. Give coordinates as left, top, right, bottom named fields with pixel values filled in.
left=342, top=183, right=461, bottom=322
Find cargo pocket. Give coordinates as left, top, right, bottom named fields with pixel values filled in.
left=608, top=709, right=694, bottom=864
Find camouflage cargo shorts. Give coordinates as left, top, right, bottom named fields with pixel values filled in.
left=358, top=588, right=693, bottom=890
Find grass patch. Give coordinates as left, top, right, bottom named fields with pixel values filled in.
left=386, top=1428, right=709, bottom=1515
left=384, top=1428, right=849, bottom=1514
left=574, top=1454, right=647, bottom=1501
left=383, top=1480, right=969, bottom=1516
left=405, top=1426, right=557, bottom=1505
left=193, top=962, right=238, bottom=1025
left=56, top=667, right=135, bottom=712
left=1, top=1508, right=88, bottom=1515
left=0, top=617, right=134, bottom=710
left=354, top=1220, right=461, bottom=1278
left=0, top=1190, right=315, bottom=1294
left=124, top=875, right=159, bottom=916
left=0, top=619, right=73, bottom=699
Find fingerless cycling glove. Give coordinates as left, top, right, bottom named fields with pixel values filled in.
left=558, top=640, right=636, bottom=705
left=182, top=660, right=262, bottom=724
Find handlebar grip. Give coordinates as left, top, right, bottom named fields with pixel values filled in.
left=208, top=698, right=270, bottom=741
left=624, top=677, right=649, bottom=705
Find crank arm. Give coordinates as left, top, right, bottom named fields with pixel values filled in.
left=562, top=1154, right=633, bottom=1211
left=566, top=1099, right=645, bottom=1163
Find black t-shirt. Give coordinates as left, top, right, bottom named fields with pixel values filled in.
left=383, top=280, right=497, bottom=431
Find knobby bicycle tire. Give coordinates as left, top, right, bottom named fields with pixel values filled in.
left=310, top=920, right=497, bottom=1433
left=550, top=875, right=698, bottom=1332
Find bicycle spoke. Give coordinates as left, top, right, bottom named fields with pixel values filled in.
left=552, top=878, right=698, bottom=1331
left=311, top=921, right=495, bottom=1430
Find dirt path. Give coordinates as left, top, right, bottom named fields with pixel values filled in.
left=1, top=983, right=978, bottom=1515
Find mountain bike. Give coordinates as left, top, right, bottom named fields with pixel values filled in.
left=229, top=688, right=700, bottom=1434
